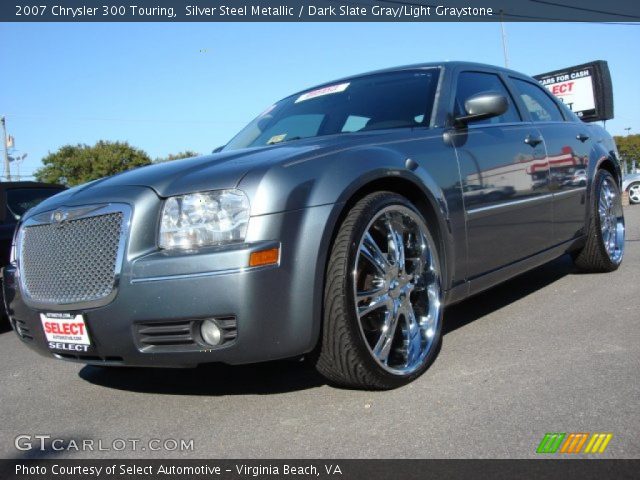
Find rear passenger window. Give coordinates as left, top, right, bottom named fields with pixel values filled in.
left=512, top=78, right=564, bottom=122
left=455, top=72, right=521, bottom=125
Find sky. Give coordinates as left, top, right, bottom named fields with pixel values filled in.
left=0, top=21, right=639, bottom=179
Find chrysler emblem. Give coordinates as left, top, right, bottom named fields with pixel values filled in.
left=52, top=210, right=68, bottom=224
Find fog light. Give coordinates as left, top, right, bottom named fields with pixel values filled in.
left=200, top=319, right=222, bottom=346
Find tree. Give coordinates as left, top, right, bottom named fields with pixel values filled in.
left=613, top=134, right=640, bottom=173
left=35, top=141, right=152, bottom=186
left=155, top=151, right=199, bottom=163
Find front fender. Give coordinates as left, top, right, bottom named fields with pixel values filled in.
left=238, top=145, right=411, bottom=215
left=238, top=134, right=464, bottom=306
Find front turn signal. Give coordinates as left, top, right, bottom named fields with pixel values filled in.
left=249, top=247, right=280, bottom=267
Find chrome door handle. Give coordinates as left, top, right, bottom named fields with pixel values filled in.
left=524, top=135, right=543, bottom=148
left=577, top=133, right=590, bottom=142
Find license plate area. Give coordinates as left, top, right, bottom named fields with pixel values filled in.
left=40, top=313, right=92, bottom=353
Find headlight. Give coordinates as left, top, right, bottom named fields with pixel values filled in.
left=159, top=189, right=250, bottom=249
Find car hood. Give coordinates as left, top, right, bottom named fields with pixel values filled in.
left=67, top=134, right=374, bottom=199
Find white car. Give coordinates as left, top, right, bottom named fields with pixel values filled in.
left=623, top=173, right=640, bottom=204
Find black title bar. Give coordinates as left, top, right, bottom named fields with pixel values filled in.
left=2, top=0, right=640, bottom=22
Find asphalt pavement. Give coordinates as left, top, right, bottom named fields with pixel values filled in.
left=1, top=207, right=639, bottom=459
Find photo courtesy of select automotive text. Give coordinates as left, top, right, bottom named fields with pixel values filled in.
left=1, top=0, right=639, bottom=478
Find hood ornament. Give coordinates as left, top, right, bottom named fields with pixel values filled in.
left=51, top=209, right=68, bottom=225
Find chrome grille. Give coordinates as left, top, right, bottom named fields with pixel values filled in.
left=20, top=212, right=124, bottom=305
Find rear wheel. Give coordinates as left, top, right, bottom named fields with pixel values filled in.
left=315, top=192, right=443, bottom=389
left=627, top=182, right=640, bottom=205
left=573, top=170, right=625, bottom=272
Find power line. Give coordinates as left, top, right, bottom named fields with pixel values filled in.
left=339, top=0, right=640, bottom=23
left=529, top=0, right=640, bottom=20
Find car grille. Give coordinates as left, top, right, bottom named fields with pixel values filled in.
left=20, top=212, right=124, bottom=305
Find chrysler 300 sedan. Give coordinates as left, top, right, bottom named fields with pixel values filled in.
left=3, top=62, right=624, bottom=389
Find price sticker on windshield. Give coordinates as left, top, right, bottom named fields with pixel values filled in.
left=295, top=82, right=350, bottom=103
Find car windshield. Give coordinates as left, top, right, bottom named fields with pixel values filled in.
left=5, top=187, right=65, bottom=220
left=223, top=69, right=440, bottom=151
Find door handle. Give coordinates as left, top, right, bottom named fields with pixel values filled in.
left=577, top=133, right=590, bottom=142
left=524, top=135, right=543, bottom=148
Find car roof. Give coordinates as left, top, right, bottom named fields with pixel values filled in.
left=288, top=61, right=531, bottom=99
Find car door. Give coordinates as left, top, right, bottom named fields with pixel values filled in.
left=510, top=77, right=590, bottom=243
left=449, top=69, right=553, bottom=280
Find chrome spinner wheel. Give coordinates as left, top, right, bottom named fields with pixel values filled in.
left=353, top=206, right=441, bottom=376
left=598, top=176, right=625, bottom=264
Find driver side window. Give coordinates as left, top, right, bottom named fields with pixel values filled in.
left=455, top=71, right=521, bottom=125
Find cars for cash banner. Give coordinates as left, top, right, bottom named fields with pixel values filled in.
left=1, top=0, right=640, bottom=22
left=534, top=61, right=614, bottom=122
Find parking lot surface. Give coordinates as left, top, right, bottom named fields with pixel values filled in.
left=1, top=207, right=639, bottom=459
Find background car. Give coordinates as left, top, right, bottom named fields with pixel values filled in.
left=0, top=181, right=66, bottom=327
left=623, top=173, right=640, bottom=204
left=563, top=168, right=587, bottom=187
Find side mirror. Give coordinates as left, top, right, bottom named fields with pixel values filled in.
left=212, top=146, right=224, bottom=153
left=455, top=92, right=508, bottom=126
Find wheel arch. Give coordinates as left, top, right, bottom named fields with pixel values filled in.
left=583, top=143, right=623, bottom=228
left=306, top=172, right=456, bottom=355
left=596, top=157, right=620, bottom=184
left=313, top=172, right=455, bottom=325
left=340, top=175, right=451, bottom=280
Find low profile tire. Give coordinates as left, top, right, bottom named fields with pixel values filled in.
left=315, top=192, right=444, bottom=390
left=573, top=170, right=625, bottom=272
left=628, top=182, right=640, bottom=205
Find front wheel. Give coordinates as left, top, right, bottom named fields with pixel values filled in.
left=315, top=192, right=443, bottom=390
left=573, top=170, right=625, bottom=272
left=627, top=182, right=640, bottom=205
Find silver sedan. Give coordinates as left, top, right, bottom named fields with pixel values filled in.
left=623, top=173, right=640, bottom=204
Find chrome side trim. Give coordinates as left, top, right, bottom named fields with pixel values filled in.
left=467, top=193, right=554, bottom=219
left=552, top=187, right=587, bottom=198
left=16, top=203, right=132, bottom=311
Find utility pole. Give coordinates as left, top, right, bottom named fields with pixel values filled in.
left=1, top=116, right=10, bottom=181
left=500, top=11, right=509, bottom=68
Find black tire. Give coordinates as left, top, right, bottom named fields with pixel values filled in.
left=314, top=192, right=443, bottom=390
left=627, top=182, right=640, bottom=205
left=573, top=170, right=625, bottom=272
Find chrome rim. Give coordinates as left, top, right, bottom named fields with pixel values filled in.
left=598, top=177, right=625, bottom=264
left=353, top=206, right=442, bottom=376
left=629, top=184, right=640, bottom=204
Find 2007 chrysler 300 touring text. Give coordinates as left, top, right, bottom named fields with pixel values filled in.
left=3, top=62, right=624, bottom=389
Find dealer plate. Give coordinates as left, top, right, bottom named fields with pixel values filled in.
left=40, top=313, right=91, bottom=352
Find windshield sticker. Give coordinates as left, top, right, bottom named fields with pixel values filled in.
left=295, top=82, right=350, bottom=103
left=267, top=134, right=287, bottom=145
